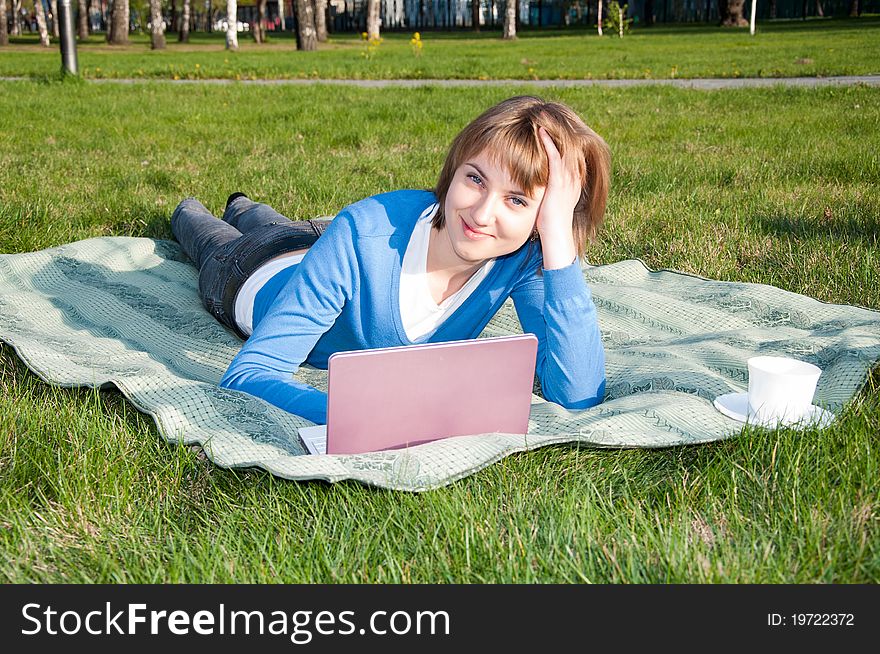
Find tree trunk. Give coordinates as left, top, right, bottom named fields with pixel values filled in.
left=109, top=0, right=128, bottom=43
left=0, top=0, right=8, bottom=45
left=149, top=0, right=164, bottom=48
left=848, top=0, right=859, bottom=16
left=252, top=5, right=261, bottom=42
left=365, top=0, right=379, bottom=40
left=224, top=0, right=237, bottom=48
left=34, top=0, right=50, bottom=45
left=814, top=0, right=824, bottom=16
left=314, top=0, right=327, bottom=41
left=49, top=0, right=60, bottom=37
left=769, top=0, right=776, bottom=19
left=253, top=0, right=267, bottom=43
left=179, top=0, right=190, bottom=40
left=719, top=0, right=747, bottom=26
left=294, top=0, right=316, bottom=50
left=643, top=0, right=653, bottom=25
left=502, top=0, right=515, bottom=38
left=471, top=0, right=479, bottom=30
left=597, top=0, right=603, bottom=35
left=277, top=0, right=284, bottom=31
left=11, top=0, right=21, bottom=36
left=170, top=0, right=176, bottom=30
left=77, top=0, right=89, bottom=38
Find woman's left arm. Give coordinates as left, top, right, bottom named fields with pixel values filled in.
left=508, top=126, right=605, bottom=409
left=534, top=126, right=580, bottom=271
left=510, top=263, right=605, bottom=410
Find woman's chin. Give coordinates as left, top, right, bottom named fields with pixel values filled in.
left=450, top=241, right=492, bottom=265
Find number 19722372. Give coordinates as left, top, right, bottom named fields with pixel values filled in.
left=768, top=613, right=854, bottom=627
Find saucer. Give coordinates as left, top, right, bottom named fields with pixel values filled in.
left=713, top=392, right=835, bottom=429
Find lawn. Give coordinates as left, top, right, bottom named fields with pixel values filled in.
left=0, top=80, right=878, bottom=582
left=1, top=17, right=879, bottom=80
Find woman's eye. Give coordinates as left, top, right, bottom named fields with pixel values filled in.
left=467, top=173, right=483, bottom=186
left=510, top=197, right=526, bottom=207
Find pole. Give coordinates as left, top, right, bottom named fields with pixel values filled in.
left=58, top=0, right=78, bottom=74
left=749, top=0, right=756, bottom=35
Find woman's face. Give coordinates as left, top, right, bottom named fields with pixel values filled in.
left=441, top=149, right=546, bottom=266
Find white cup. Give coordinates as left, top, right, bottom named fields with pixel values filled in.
left=747, top=356, right=822, bottom=425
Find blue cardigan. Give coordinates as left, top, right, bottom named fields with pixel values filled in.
left=220, top=190, right=606, bottom=424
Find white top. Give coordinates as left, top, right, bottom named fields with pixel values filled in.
left=398, top=203, right=494, bottom=341
left=234, top=252, right=306, bottom=336
left=233, top=203, right=494, bottom=340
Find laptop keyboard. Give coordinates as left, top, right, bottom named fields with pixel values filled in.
left=297, top=425, right=328, bottom=455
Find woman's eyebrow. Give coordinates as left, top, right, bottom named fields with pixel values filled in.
left=467, top=163, right=531, bottom=199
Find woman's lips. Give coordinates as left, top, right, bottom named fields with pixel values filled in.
left=461, top=217, right=492, bottom=240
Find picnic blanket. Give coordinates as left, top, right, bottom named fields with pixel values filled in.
left=1, top=236, right=878, bottom=491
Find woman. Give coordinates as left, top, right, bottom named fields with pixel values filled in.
left=171, top=96, right=611, bottom=425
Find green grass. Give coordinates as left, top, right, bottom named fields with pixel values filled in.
left=1, top=17, right=879, bottom=80
left=0, top=80, right=878, bottom=582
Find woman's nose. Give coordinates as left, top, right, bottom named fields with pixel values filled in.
left=470, top=193, right=498, bottom=227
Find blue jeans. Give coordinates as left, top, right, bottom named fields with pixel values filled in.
left=171, top=196, right=331, bottom=338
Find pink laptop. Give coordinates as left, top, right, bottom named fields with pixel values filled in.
left=298, top=334, right=538, bottom=455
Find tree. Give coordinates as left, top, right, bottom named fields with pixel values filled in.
left=719, top=0, right=747, bottom=26
left=605, top=1, right=631, bottom=36
left=50, top=0, right=60, bottom=38
left=471, top=0, right=480, bottom=31
left=597, top=0, right=603, bottom=35
left=815, top=0, right=824, bottom=16
left=769, top=0, right=777, bottom=18
left=849, top=0, right=860, bottom=16
left=315, top=0, right=328, bottom=41
left=77, top=0, right=90, bottom=39
left=253, top=0, right=267, bottom=43
left=0, top=0, right=8, bottom=46
left=643, top=0, right=653, bottom=25
left=34, top=0, right=51, bottom=46
left=15, top=1, right=24, bottom=34
left=503, top=0, right=515, bottom=39
left=149, top=0, right=165, bottom=48
left=180, top=0, right=191, bottom=42
left=365, top=0, right=379, bottom=40
left=107, top=0, right=114, bottom=41
left=109, top=0, right=129, bottom=43
left=294, top=0, right=316, bottom=50
left=11, top=0, right=21, bottom=36
left=223, top=0, right=237, bottom=48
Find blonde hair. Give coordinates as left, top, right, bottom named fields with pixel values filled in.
left=433, top=96, right=611, bottom=258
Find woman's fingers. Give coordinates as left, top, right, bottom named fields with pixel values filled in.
left=539, top=127, right=580, bottom=196
left=539, top=127, right=577, bottom=189
left=539, top=127, right=562, bottom=166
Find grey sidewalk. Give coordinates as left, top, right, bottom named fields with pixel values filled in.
left=2, top=75, right=879, bottom=88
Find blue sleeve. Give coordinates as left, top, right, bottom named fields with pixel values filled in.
left=218, top=211, right=358, bottom=424
left=510, top=259, right=606, bottom=409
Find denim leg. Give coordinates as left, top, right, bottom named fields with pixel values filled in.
left=173, top=196, right=334, bottom=338
left=171, top=198, right=242, bottom=270
left=222, top=196, right=295, bottom=232
left=198, top=222, right=327, bottom=338
left=224, top=196, right=334, bottom=239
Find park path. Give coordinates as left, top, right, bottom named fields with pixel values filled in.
left=2, top=75, right=879, bottom=88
